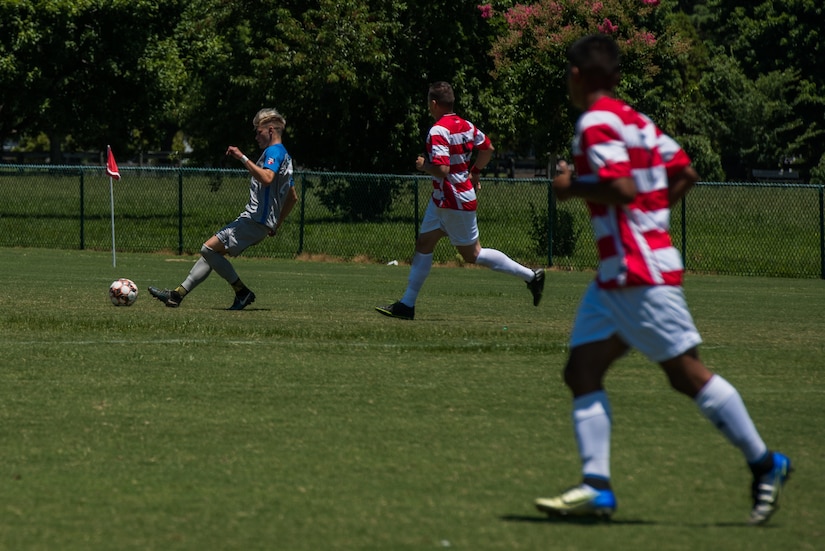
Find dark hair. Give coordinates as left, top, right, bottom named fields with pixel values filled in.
left=428, top=81, right=455, bottom=108
left=567, top=34, right=621, bottom=90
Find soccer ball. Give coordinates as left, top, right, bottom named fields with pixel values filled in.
left=109, top=278, right=138, bottom=306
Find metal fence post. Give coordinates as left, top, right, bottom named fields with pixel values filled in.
left=177, top=169, right=184, bottom=255
left=819, top=185, right=824, bottom=280
left=413, top=178, right=420, bottom=239
left=79, top=168, right=85, bottom=250
left=298, top=173, right=305, bottom=255
left=547, top=178, right=555, bottom=268
left=547, top=154, right=558, bottom=268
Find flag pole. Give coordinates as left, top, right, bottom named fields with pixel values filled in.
left=105, top=145, right=121, bottom=268
left=110, top=174, right=116, bottom=267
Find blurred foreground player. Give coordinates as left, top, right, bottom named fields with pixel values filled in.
left=534, top=35, right=790, bottom=525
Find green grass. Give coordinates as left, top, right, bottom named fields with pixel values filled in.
left=1, top=248, right=824, bottom=550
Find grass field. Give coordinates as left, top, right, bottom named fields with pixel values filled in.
left=1, top=248, right=823, bottom=550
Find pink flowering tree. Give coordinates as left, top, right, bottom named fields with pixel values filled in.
left=481, top=0, right=696, bottom=159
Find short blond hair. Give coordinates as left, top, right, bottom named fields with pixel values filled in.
left=252, top=108, right=286, bottom=131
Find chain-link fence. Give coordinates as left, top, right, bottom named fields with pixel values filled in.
left=1, top=164, right=823, bottom=278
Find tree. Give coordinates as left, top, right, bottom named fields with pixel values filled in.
left=0, top=0, right=186, bottom=162
left=176, top=0, right=501, bottom=173
left=689, top=0, right=825, bottom=178
left=484, top=0, right=701, bottom=165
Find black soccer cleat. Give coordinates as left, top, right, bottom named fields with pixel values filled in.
left=228, top=289, right=256, bottom=311
left=527, top=269, right=545, bottom=306
left=148, top=286, right=182, bottom=308
left=375, top=301, right=415, bottom=320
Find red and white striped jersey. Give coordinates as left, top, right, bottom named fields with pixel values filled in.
left=572, top=96, right=691, bottom=288
left=426, top=113, right=492, bottom=211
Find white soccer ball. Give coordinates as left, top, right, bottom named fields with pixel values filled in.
left=109, top=278, right=139, bottom=306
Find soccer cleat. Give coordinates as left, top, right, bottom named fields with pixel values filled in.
left=526, top=268, right=545, bottom=306
left=375, top=301, right=415, bottom=320
left=749, top=451, right=792, bottom=526
left=148, top=286, right=182, bottom=308
left=535, top=485, right=617, bottom=518
left=228, top=289, right=256, bottom=311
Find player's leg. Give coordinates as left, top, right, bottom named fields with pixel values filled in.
left=178, top=257, right=212, bottom=297
left=148, top=245, right=213, bottom=308
left=452, top=212, right=545, bottom=305
left=376, top=201, right=444, bottom=320
left=535, top=337, right=626, bottom=518
left=661, top=351, right=792, bottom=525
left=536, top=283, right=625, bottom=517
left=201, top=235, right=256, bottom=310
left=474, top=245, right=546, bottom=305
left=662, top=350, right=768, bottom=461
left=201, top=236, right=241, bottom=286
left=636, top=285, right=790, bottom=525
left=204, top=219, right=268, bottom=310
left=375, top=229, right=441, bottom=320
left=401, top=229, right=441, bottom=303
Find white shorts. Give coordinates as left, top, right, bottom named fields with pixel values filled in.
left=569, top=282, right=703, bottom=363
left=419, top=199, right=479, bottom=246
left=214, top=216, right=269, bottom=257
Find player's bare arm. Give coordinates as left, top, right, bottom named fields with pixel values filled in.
left=552, top=160, right=636, bottom=204
left=668, top=166, right=699, bottom=206
left=470, top=147, right=495, bottom=189
left=226, top=146, right=276, bottom=186
left=416, top=155, right=450, bottom=180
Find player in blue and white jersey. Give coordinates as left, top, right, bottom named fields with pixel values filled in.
left=149, top=108, right=298, bottom=310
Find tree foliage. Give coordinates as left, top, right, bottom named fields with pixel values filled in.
left=689, top=0, right=825, bottom=176
left=0, top=0, right=186, bottom=161
left=0, top=0, right=823, bottom=181
left=486, top=1, right=705, bottom=164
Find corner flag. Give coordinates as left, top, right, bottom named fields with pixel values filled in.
left=106, top=145, right=121, bottom=180
left=107, top=145, right=120, bottom=267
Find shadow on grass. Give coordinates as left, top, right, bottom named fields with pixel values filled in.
left=500, top=514, right=655, bottom=526
left=501, top=514, right=765, bottom=528
left=212, top=307, right=273, bottom=312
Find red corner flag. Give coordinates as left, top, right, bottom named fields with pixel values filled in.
left=106, top=145, right=121, bottom=180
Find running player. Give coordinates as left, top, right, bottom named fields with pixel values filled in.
left=534, top=35, right=790, bottom=525
left=375, top=81, right=545, bottom=320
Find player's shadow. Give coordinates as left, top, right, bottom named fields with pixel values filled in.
left=211, top=307, right=272, bottom=312
left=500, top=514, right=656, bottom=526
left=501, top=514, right=762, bottom=528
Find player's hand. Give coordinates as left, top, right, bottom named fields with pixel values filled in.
left=415, top=155, right=426, bottom=172
left=470, top=171, right=482, bottom=191
left=552, top=160, right=573, bottom=202
left=226, top=146, right=243, bottom=160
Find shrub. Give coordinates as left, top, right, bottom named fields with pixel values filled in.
left=529, top=202, right=578, bottom=259
left=314, top=174, right=399, bottom=221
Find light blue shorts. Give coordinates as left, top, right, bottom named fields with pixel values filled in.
left=569, top=281, right=703, bottom=363
left=419, top=199, right=479, bottom=246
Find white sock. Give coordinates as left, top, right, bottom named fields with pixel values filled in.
left=695, top=375, right=768, bottom=463
left=400, top=252, right=433, bottom=307
left=573, top=390, right=612, bottom=481
left=475, top=248, right=534, bottom=281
